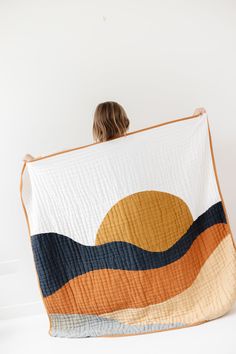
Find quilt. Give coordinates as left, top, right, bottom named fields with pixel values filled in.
left=20, top=112, right=236, bottom=338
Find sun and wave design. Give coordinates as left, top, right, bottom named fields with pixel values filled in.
left=31, top=191, right=236, bottom=337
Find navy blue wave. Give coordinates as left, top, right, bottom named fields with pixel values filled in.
left=31, top=201, right=227, bottom=297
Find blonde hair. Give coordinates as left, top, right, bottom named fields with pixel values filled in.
left=93, top=101, right=130, bottom=142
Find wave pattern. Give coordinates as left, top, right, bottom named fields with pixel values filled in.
left=44, top=223, right=229, bottom=315
left=98, top=235, right=236, bottom=326
left=31, top=201, right=226, bottom=297
left=28, top=200, right=236, bottom=338
left=48, top=234, right=236, bottom=338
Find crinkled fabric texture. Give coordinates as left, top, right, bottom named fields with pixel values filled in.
left=22, top=114, right=236, bottom=338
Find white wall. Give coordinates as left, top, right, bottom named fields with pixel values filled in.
left=0, top=0, right=236, bottom=318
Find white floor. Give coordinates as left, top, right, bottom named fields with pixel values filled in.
left=1, top=304, right=236, bottom=354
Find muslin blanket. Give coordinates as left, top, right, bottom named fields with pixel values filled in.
left=20, top=112, right=236, bottom=338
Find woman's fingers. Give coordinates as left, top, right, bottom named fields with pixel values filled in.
left=23, top=154, right=34, bottom=162
left=193, top=107, right=207, bottom=115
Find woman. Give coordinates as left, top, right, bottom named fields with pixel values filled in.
left=23, top=103, right=206, bottom=161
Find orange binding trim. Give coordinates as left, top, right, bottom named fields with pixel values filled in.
left=26, top=112, right=202, bottom=163
left=206, top=116, right=236, bottom=250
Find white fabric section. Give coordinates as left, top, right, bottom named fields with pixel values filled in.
left=24, top=113, right=221, bottom=245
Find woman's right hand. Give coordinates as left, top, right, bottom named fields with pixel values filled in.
left=193, top=107, right=206, bottom=116
left=22, top=154, right=34, bottom=162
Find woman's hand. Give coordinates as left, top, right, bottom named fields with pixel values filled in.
left=22, top=154, right=34, bottom=162
left=193, top=107, right=206, bottom=116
